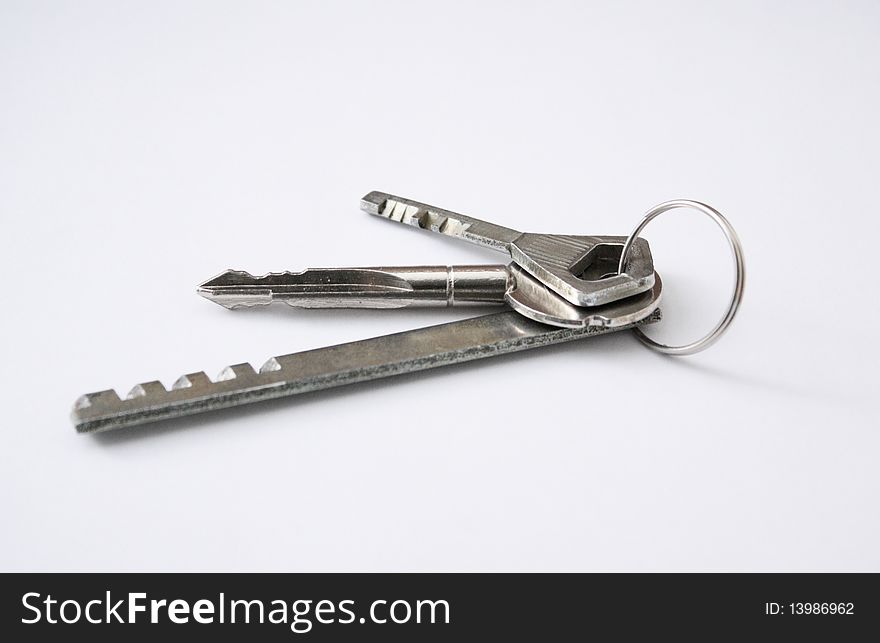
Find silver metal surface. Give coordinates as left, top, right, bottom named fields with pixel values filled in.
left=505, top=267, right=662, bottom=329
left=361, top=191, right=655, bottom=307
left=198, top=265, right=663, bottom=330
left=72, top=281, right=662, bottom=433
left=618, top=200, right=745, bottom=356
left=197, top=266, right=511, bottom=309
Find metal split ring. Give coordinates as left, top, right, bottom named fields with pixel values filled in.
left=617, top=200, right=745, bottom=356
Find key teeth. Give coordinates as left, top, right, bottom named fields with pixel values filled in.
left=90, top=390, right=122, bottom=405
left=71, top=391, right=119, bottom=427
left=126, top=384, right=147, bottom=399
left=215, top=366, right=237, bottom=382
left=214, top=363, right=257, bottom=383
left=435, top=215, right=469, bottom=235
left=362, top=193, right=424, bottom=226
left=363, top=192, right=472, bottom=237
left=72, top=362, right=274, bottom=432
left=172, top=375, right=193, bottom=390
left=173, top=372, right=211, bottom=390
left=360, top=191, right=387, bottom=215
left=74, top=395, right=93, bottom=410
left=126, top=381, right=166, bottom=399
left=75, top=363, right=271, bottom=415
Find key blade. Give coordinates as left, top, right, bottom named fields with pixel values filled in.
left=72, top=306, right=661, bottom=434
left=198, top=268, right=419, bottom=309
left=198, top=270, right=275, bottom=308
left=361, top=191, right=523, bottom=252
left=198, top=267, right=511, bottom=309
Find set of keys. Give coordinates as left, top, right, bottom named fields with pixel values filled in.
left=72, top=191, right=744, bottom=433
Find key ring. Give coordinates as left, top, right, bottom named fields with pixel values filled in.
left=617, top=199, right=745, bottom=356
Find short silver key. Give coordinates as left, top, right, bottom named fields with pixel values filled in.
left=197, top=265, right=662, bottom=329
left=361, top=191, right=655, bottom=307
left=197, top=265, right=511, bottom=309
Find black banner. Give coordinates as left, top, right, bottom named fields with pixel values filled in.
left=2, top=573, right=877, bottom=639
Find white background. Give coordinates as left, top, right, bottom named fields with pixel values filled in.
left=1, top=1, right=877, bottom=571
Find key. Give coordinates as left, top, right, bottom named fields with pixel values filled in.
left=69, top=188, right=744, bottom=435
left=197, top=266, right=662, bottom=329
left=197, top=266, right=511, bottom=309
left=361, top=191, right=655, bottom=307
left=72, top=279, right=662, bottom=433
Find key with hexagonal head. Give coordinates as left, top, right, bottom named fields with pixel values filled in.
left=360, top=191, right=654, bottom=307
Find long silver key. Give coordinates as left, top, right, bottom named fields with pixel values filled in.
left=197, top=266, right=662, bottom=329
left=72, top=278, right=662, bottom=433
left=361, top=191, right=655, bottom=307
